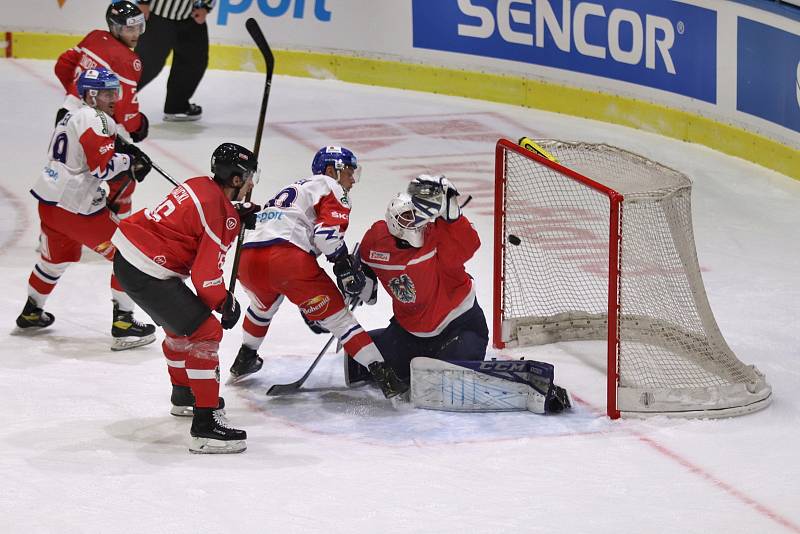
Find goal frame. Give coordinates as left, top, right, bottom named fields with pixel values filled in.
left=493, top=138, right=623, bottom=419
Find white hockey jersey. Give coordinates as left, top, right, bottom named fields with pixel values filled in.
left=243, top=175, right=351, bottom=259
left=30, top=105, right=132, bottom=215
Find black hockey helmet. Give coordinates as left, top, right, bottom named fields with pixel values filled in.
left=106, top=2, right=145, bottom=35
left=211, top=143, right=258, bottom=187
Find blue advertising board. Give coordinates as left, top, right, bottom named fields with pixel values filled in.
left=737, top=18, right=800, bottom=134
left=412, top=0, right=717, bottom=103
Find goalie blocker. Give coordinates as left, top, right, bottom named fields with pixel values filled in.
left=410, top=358, right=571, bottom=414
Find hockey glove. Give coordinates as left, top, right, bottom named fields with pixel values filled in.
left=300, top=310, right=329, bottom=335
left=233, top=201, right=261, bottom=230
left=442, top=182, right=461, bottom=223
left=129, top=112, right=149, bottom=143
left=333, top=254, right=366, bottom=298
left=219, top=291, right=241, bottom=330
left=115, top=138, right=152, bottom=182
left=409, top=174, right=460, bottom=222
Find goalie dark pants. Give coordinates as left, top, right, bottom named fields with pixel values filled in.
left=368, top=299, right=489, bottom=382
left=134, top=13, right=209, bottom=114
left=113, top=252, right=224, bottom=408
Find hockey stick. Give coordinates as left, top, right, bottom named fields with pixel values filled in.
left=266, top=301, right=358, bottom=396
left=116, top=137, right=181, bottom=187
left=227, top=18, right=275, bottom=296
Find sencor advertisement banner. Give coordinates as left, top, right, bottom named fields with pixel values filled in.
left=412, top=0, right=718, bottom=103
left=737, top=18, right=800, bottom=134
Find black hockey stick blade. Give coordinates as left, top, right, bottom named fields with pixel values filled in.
left=245, top=17, right=275, bottom=82
left=266, top=335, right=337, bottom=396
left=265, top=302, right=358, bottom=396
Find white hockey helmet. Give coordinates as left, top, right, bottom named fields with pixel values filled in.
left=386, top=192, right=429, bottom=248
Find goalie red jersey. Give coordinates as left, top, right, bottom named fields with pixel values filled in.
left=55, top=30, right=144, bottom=137
left=359, top=216, right=480, bottom=336
left=112, top=176, right=241, bottom=311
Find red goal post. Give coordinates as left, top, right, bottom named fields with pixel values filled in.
left=493, top=138, right=771, bottom=419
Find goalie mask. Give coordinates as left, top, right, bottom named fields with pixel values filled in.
left=386, top=192, right=429, bottom=248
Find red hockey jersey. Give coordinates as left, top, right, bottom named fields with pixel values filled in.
left=359, top=216, right=480, bottom=336
left=111, top=177, right=240, bottom=311
left=55, top=30, right=144, bottom=136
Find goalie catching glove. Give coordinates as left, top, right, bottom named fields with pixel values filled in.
left=408, top=174, right=461, bottom=223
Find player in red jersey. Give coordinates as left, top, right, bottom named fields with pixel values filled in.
left=111, top=143, right=261, bottom=454
left=15, top=68, right=155, bottom=351
left=227, top=146, right=408, bottom=399
left=349, top=175, right=489, bottom=385
left=54, top=1, right=149, bottom=217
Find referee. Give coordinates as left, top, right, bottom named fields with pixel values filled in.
left=135, top=0, right=215, bottom=121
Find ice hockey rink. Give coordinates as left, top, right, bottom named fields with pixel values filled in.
left=1, top=57, right=799, bottom=533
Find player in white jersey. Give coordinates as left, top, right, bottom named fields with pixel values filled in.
left=229, top=146, right=408, bottom=398
left=16, top=67, right=156, bottom=351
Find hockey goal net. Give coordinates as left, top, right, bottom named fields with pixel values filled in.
left=493, top=139, right=772, bottom=419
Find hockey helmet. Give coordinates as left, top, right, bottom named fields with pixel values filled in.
left=77, top=68, right=121, bottom=102
left=211, top=143, right=259, bottom=186
left=386, top=192, right=429, bottom=248
left=106, top=1, right=146, bottom=38
left=311, top=146, right=358, bottom=176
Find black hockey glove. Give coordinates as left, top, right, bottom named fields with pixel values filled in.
left=219, top=291, right=241, bottom=330
left=333, top=254, right=366, bottom=298
left=300, top=310, right=329, bottom=335
left=233, top=201, right=261, bottom=230
left=129, top=112, right=149, bottom=143
left=115, top=138, right=152, bottom=182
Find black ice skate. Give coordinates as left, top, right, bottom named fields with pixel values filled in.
left=164, top=103, right=202, bottom=122
left=15, top=297, right=55, bottom=329
left=344, top=355, right=371, bottom=387
left=189, top=406, right=246, bottom=454
left=111, top=302, right=156, bottom=351
left=228, top=345, right=263, bottom=382
left=170, top=385, right=225, bottom=417
left=368, top=361, right=409, bottom=399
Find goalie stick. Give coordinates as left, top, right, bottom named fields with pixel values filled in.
left=266, top=301, right=358, bottom=396
left=227, top=18, right=275, bottom=296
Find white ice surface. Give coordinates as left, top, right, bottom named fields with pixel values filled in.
left=1, top=59, right=799, bottom=534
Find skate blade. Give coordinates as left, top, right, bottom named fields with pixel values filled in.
left=111, top=334, right=156, bottom=351
left=170, top=405, right=194, bottom=417
left=189, top=437, right=246, bottom=454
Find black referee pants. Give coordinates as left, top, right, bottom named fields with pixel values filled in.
left=135, top=13, right=209, bottom=114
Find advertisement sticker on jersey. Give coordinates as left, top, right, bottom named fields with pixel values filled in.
left=736, top=18, right=800, bottom=134
left=411, top=0, right=717, bottom=102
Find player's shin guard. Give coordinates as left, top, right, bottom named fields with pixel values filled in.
left=185, top=341, right=222, bottom=409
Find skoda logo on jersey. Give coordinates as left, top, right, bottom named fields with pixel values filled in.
left=389, top=274, right=416, bottom=304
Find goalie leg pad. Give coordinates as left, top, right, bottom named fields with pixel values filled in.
left=410, top=358, right=569, bottom=414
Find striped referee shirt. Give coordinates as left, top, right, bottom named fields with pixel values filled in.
left=138, top=0, right=215, bottom=21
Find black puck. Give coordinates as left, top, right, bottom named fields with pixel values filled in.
left=508, top=234, right=521, bottom=246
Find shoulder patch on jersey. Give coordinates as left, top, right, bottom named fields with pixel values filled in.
left=226, top=217, right=237, bottom=230
left=369, top=250, right=390, bottom=262
left=133, top=58, right=142, bottom=71
left=339, top=193, right=350, bottom=207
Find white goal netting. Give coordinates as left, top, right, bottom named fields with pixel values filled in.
left=496, top=140, right=771, bottom=418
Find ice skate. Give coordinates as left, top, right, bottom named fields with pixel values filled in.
left=170, top=385, right=225, bottom=417
left=189, top=406, right=246, bottom=454
left=344, top=355, right=371, bottom=387
left=228, top=345, right=263, bottom=383
left=368, top=361, right=409, bottom=399
left=111, top=301, right=156, bottom=351
left=15, top=297, right=55, bottom=329
left=164, top=103, right=202, bottom=122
